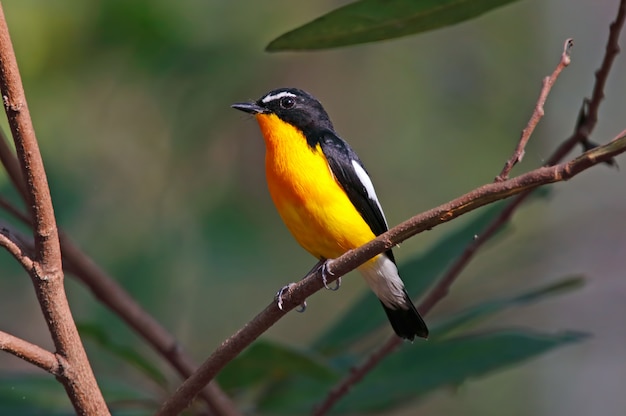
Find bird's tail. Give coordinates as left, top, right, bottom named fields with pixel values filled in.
left=359, top=255, right=429, bottom=341
left=380, top=290, right=428, bottom=341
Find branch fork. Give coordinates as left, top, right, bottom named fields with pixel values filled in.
left=496, top=38, right=574, bottom=182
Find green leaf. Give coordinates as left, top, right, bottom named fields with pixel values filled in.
left=260, top=330, right=588, bottom=414
left=77, top=322, right=168, bottom=388
left=336, top=330, right=588, bottom=413
left=313, top=202, right=512, bottom=354
left=267, top=0, right=522, bottom=51
left=217, top=339, right=338, bottom=392
left=431, top=275, right=585, bottom=338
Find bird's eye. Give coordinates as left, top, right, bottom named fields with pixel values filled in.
left=280, top=97, right=295, bottom=109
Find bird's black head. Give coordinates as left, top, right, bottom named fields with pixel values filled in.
left=232, top=88, right=335, bottom=137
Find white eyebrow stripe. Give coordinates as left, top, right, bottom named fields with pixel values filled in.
left=261, top=91, right=297, bottom=104
left=351, top=160, right=388, bottom=227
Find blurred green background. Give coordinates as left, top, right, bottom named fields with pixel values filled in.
left=0, top=0, right=625, bottom=415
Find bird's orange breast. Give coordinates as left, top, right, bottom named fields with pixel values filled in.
left=255, top=113, right=376, bottom=260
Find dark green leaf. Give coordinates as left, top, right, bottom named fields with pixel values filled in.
left=431, top=275, right=585, bottom=338
left=78, top=322, right=167, bottom=387
left=267, top=0, right=522, bottom=51
left=261, top=330, right=587, bottom=414
left=217, top=339, right=338, bottom=392
left=313, top=202, right=513, bottom=354
left=334, top=330, right=588, bottom=413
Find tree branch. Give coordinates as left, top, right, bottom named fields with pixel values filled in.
left=157, top=129, right=626, bottom=415
left=0, top=330, right=62, bottom=375
left=496, top=38, right=573, bottom=181
left=549, top=0, right=625, bottom=164
left=0, top=5, right=108, bottom=414
left=0, top=225, right=34, bottom=270
left=0, top=127, right=27, bottom=201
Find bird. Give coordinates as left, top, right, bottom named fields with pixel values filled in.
left=231, top=88, right=428, bottom=340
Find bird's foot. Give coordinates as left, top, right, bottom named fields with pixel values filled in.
left=321, top=261, right=341, bottom=291
left=276, top=283, right=307, bottom=312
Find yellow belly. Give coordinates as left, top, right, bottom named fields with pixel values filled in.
left=257, top=113, right=376, bottom=260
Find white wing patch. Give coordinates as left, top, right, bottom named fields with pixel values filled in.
left=261, top=91, right=297, bottom=104
left=351, top=160, right=388, bottom=227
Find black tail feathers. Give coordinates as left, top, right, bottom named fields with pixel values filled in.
left=381, top=289, right=428, bottom=341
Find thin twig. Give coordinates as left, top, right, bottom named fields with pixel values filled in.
left=496, top=39, right=573, bottom=181
left=157, top=130, right=626, bottom=416
left=0, top=330, right=61, bottom=375
left=0, top=5, right=109, bottom=414
left=0, top=128, right=27, bottom=201
left=0, top=195, right=30, bottom=224
left=0, top=226, right=33, bottom=270
left=549, top=0, right=625, bottom=164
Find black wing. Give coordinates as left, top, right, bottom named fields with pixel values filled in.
left=319, top=132, right=396, bottom=263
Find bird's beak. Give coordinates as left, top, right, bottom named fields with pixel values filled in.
left=231, top=102, right=267, bottom=115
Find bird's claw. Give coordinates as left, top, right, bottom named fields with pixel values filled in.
left=321, top=262, right=341, bottom=291
left=276, top=283, right=307, bottom=312
left=276, top=283, right=295, bottom=310
left=295, top=300, right=307, bottom=313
